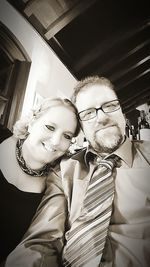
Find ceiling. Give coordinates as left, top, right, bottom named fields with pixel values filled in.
left=7, top=0, right=150, bottom=115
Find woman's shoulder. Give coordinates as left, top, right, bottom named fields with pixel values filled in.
left=0, top=135, right=16, bottom=149
left=0, top=135, right=17, bottom=169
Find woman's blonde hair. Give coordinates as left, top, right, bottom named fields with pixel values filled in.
left=13, top=97, right=80, bottom=139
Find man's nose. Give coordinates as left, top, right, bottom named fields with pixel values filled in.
left=96, top=109, right=108, bottom=122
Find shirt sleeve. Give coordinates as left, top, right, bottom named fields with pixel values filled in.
left=4, top=169, right=67, bottom=267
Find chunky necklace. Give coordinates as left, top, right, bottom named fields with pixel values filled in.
left=16, top=139, right=51, bottom=177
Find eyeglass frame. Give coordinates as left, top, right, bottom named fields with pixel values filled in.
left=78, top=99, right=120, bottom=121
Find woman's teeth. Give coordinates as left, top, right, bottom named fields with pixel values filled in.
left=43, top=143, right=56, bottom=152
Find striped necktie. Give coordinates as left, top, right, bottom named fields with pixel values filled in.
left=63, top=155, right=120, bottom=267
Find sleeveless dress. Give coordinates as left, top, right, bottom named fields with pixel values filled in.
left=0, top=132, right=44, bottom=262
left=0, top=170, right=44, bottom=262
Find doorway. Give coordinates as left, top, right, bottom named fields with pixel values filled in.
left=0, top=22, right=31, bottom=129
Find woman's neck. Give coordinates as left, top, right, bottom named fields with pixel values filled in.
left=22, top=139, right=44, bottom=170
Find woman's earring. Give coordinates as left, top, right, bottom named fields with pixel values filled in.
left=71, top=137, right=76, bottom=144
left=68, top=137, right=77, bottom=155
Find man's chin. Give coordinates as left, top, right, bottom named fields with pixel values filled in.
left=94, top=135, right=123, bottom=154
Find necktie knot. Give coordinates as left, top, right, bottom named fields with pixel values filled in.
left=98, top=155, right=120, bottom=170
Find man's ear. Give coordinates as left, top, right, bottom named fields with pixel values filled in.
left=123, top=113, right=126, bottom=120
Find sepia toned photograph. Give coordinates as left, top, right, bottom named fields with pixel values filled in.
left=0, top=1, right=150, bottom=267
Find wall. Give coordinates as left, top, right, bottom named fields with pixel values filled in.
left=0, top=0, right=77, bottom=117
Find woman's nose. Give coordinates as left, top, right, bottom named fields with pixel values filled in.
left=50, top=133, right=61, bottom=147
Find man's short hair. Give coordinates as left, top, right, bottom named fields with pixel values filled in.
left=71, top=76, right=116, bottom=104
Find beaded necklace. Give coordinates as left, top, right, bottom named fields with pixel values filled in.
left=16, top=139, right=51, bottom=177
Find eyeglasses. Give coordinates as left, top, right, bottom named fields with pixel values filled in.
left=78, top=99, right=120, bottom=121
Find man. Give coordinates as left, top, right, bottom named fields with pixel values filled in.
left=61, top=76, right=150, bottom=267
left=3, top=76, right=150, bottom=267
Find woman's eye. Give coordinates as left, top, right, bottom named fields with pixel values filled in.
left=64, top=134, right=72, bottom=140
left=45, top=125, right=55, bottom=131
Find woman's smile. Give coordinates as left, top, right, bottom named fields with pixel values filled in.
left=42, top=142, right=57, bottom=152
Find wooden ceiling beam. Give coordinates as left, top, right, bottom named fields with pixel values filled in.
left=24, top=0, right=43, bottom=16
left=116, top=68, right=150, bottom=91
left=122, top=90, right=150, bottom=114
left=78, top=38, right=150, bottom=79
left=109, top=56, right=150, bottom=82
left=121, top=85, right=150, bottom=105
left=106, top=42, right=150, bottom=77
left=74, top=21, right=150, bottom=73
left=44, top=0, right=97, bottom=40
left=48, top=36, right=72, bottom=62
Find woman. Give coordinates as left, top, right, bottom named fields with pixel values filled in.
left=0, top=97, right=80, bottom=265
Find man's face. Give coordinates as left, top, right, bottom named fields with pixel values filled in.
left=76, top=84, right=126, bottom=154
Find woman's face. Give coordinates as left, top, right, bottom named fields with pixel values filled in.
left=26, top=105, right=77, bottom=166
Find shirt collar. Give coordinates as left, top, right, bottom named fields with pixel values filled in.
left=112, top=137, right=132, bottom=167
left=84, top=136, right=133, bottom=167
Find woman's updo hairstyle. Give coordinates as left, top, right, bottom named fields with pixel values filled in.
left=13, top=97, right=80, bottom=139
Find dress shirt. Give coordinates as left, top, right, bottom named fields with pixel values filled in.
left=61, top=138, right=150, bottom=267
